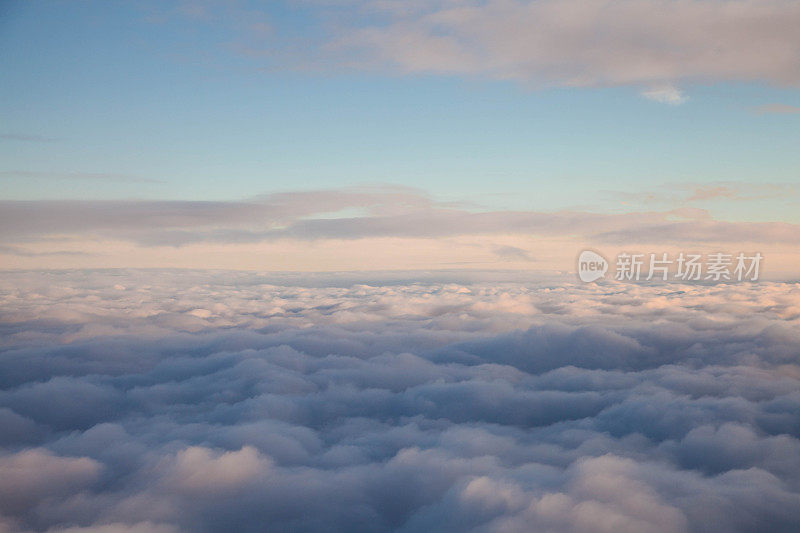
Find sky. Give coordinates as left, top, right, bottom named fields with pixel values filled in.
left=1, top=0, right=799, bottom=273
left=2, top=5, right=800, bottom=531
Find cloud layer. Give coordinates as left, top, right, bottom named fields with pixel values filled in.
left=2, top=186, right=799, bottom=274
left=1, top=270, right=799, bottom=531
left=144, top=0, right=800, bottom=102
left=5, top=187, right=799, bottom=246
left=288, top=0, right=800, bottom=96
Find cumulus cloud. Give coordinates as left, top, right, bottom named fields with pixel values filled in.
left=409, top=455, right=690, bottom=533
left=164, top=446, right=271, bottom=492
left=0, top=449, right=101, bottom=517
left=0, top=270, right=799, bottom=531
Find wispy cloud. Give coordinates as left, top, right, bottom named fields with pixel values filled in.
left=0, top=245, right=94, bottom=258
left=608, top=181, right=800, bottom=205
left=1, top=185, right=799, bottom=274
left=0, top=133, right=57, bottom=142
left=161, top=1, right=800, bottom=101
left=754, top=103, right=800, bottom=115
left=310, top=0, right=800, bottom=96
left=493, top=245, right=534, bottom=262
left=0, top=170, right=161, bottom=184
left=681, top=182, right=800, bottom=202
left=641, top=86, right=687, bottom=106
left=2, top=186, right=799, bottom=246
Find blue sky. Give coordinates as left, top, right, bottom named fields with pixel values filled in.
left=2, top=1, right=800, bottom=273
left=1, top=1, right=799, bottom=220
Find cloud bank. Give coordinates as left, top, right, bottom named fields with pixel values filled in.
left=147, top=0, right=800, bottom=102
left=334, top=0, right=800, bottom=86
left=2, top=186, right=799, bottom=274
left=0, top=270, right=799, bottom=531
left=228, top=0, right=800, bottom=101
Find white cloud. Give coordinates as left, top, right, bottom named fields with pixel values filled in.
left=165, top=446, right=272, bottom=492
left=0, top=271, right=799, bottom=531
left=0, top=449, right=101, bottom=516
left=641, top=86, right=687, bottom=105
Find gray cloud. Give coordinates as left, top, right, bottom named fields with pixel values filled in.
left=754, top=104, right=800, bottom=115
left=0, top=186, right=431, bottom=244
left=0, top=246, right=94, bottom=258
left=493, top=245, right=533, bottom=262
left=319, top=0, right=800, bottom=93
left=1, top=186, right=799, bottom=248
left=0, top=134, right=57, bottom=142
left=155, top=1, right=800, bottom=100
left=0, top=270, right=799, bottom=531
